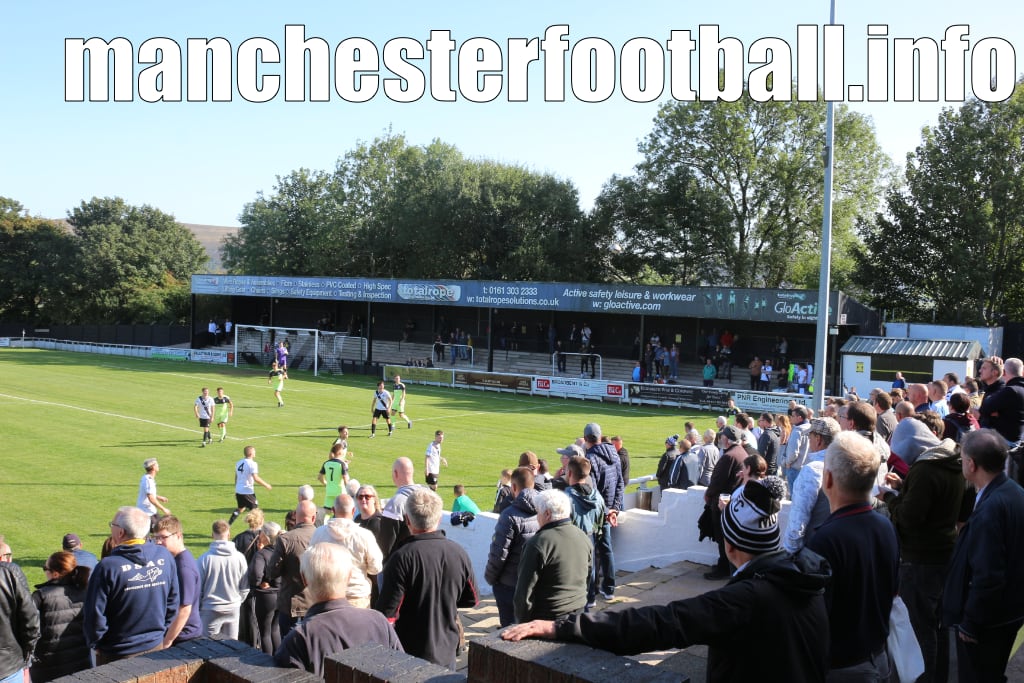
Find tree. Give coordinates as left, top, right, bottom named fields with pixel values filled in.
left=854, top=79, right=1024, bottom=324
left=65, top=197, right=208, bottom=323
left=0, top=198, right=74, bottom=323
left=224, top=134, right=589, bottom=281
left=613, top=90, right=890, bottom=288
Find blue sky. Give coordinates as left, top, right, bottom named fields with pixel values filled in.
left=3, top=1, right=1021, bottom=227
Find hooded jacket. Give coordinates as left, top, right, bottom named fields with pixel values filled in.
left=310, top=518, right=384, bottom=599
left=887, top=438, right=965, bottom=565
left=485, top=488, right=540, bottom=588
left=198, top=540, right=250, bottom=612
left=567, top=482, right=606, bottom=538
left=757, top=425, right=782, bottom=473
left=83, top=541, right=179, bottom=656
left=586, top=441, right=624, bottom=511
left=655, top=447, right=680, bottom=490
left=555, top=548, right=831, bottom=682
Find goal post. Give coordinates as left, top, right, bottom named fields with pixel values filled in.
left=233, top=325, right=367, bottom=376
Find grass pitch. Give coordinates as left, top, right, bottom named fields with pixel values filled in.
left=0, top=348, right=716, bottom=586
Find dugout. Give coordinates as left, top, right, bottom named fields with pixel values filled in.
left=190, top=275, right=879, bottom=393
left=840, top=336, right=984, bottom=394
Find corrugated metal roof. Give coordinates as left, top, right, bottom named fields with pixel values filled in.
left=840, top=336, right=982, bottom=360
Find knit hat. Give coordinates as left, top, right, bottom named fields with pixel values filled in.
left=890, top=417, right=941, bottom=467
left=721, top=477, right=785, bottom=554
left=665, top=434, right=679, bottom=447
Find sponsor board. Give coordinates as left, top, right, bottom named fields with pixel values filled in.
left=0, top=338, right=9, bottom=347
left=534, top=376, right=624, bottom=399
left=151, top=347, right=190, bottom=361
left=454, top=371, right=531, bottom=391
left=190, top=349, right=230, bottom=364
left=383, top=364, right=453, bottom=384
left=728, top=390, right=812, bottom=413
left=627, top=383, right=731, bottom=410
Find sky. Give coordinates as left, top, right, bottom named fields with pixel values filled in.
left=2, top=1, right=1022, bottom=227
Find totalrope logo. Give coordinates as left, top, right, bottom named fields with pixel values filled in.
left=397, top=283, right=462, bottom=302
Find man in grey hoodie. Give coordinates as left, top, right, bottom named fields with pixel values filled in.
left=198, top=519, right=250, bottom=639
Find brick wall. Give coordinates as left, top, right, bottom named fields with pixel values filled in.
left=51, top=635, right=686, bottom=683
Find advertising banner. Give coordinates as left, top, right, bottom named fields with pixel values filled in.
left=383, top=364, right=453, bottom=384
left=728, top=390, right=812, bottom=413
left=533, top=376, right=625, bottom=400
left=193, top=275, right=835, bottom=323
left=190, top=349, right=231, bottom=364
left=0, top=338, right=9, bottom=348
left=626, top=383, right=732, bottom=410
left=151, top=347, right=190, bottom=361
left=454, top=371, right=532, bottom=391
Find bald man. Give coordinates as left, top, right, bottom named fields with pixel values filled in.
left=382, top=457, right=421, bottom=521
left=268, top=500, right=317, bottom=637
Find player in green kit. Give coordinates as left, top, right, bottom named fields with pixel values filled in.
left=392, top=374, right=413, bottom=428
left=317, top=442, right=350, bottom=510
left=268, top=361, right=287, bottom=407
left=213, top=386, right=233, bottom=442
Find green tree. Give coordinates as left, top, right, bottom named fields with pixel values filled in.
left=225, top=134, right=588, bottom=281
left=623, top=91, right=889, bottom=288
left=0, top=198, right=74, bottom=323
left=65, top=197, right=208, bottom=323
left=855, top=79, right=1024, bottom=324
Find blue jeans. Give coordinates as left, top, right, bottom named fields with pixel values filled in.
left=491, top=582, right=516, bottom=627
left=1, top=669, right=24, bottom=683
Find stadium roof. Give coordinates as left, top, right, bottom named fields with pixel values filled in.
left=840, top=336, right=983, bottom=360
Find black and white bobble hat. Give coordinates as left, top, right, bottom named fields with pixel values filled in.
left=721, top=477, right=786, bottom=554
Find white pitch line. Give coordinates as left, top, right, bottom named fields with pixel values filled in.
left=0, top=392, right=200, bottom=435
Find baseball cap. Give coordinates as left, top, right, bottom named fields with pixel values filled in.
left=556, top=444, right=585, bottom=458
left=808, top=417, right=841, bottom=438
left=584, top=423, right=602, bottom=439
left=720, top=425, right=741, bottom=442
left=62, top=533, right=82, bottom=550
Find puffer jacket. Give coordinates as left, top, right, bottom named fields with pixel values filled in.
left=586, top=441, right=624, bottom=511
left=31, top=575, right=91, bottom=682
left=484, top=488, right=540, bottom=588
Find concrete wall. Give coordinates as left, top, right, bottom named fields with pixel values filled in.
left=445, top=486, right=793, bottom=595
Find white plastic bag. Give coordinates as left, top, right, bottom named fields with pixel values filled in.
left=887, top=595, right=925, bottom=683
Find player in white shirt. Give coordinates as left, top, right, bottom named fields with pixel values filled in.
left=424, top=430, right=448, bottom=490
left=369, top=381, right=394, bottom=438
left=194, top=387, right=216, bottom=447
left=229, top=446, right=272, bottom=525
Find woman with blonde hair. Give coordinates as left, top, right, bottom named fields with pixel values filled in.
left=31, top=551, right=91, bottom=682
left=775, top=413, right=792, bottom=446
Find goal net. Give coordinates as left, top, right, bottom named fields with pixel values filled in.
left=233, top=325, right=367, bottom=376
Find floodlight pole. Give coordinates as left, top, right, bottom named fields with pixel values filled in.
left=812, top=0, right=837, bottom=412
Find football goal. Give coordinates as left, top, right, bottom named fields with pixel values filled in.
left=233, top=325, right=367, bottom=376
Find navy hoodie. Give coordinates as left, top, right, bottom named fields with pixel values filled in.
left=84, top=541, right=179, bottom=656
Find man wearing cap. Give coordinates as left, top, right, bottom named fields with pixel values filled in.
left=881, top=420, right=962, bottom=683
left=552, top=443, right=584, bottom=490
left=655, top=435, right=681, bottom=491
left=704, top=426, right=747, bottom=580
left=806, top=432, right=899, bottom=680
left=136, top=458, right=170, bottom=527
left=502, top=477, right=830, bottom=681
left=62, top=533, right=98, bottom=571
left=783, top=417, right=840, bottom=554
left=582, top=423, right=623, bottom=600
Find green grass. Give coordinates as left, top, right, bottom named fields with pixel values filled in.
left=0, top=348, right=716, bottom=586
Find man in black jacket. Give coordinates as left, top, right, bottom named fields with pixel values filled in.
left=583, top=423, right=623, bottom=600
left=502, top=477, right=830, bottom=682
left=0, top=539, right=40, bottom=683
left=943, top=429, right=1024, bottom=682
left=377, top=487, right=478, bottom=669
left=978, top=357, right=1024, bottom=446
